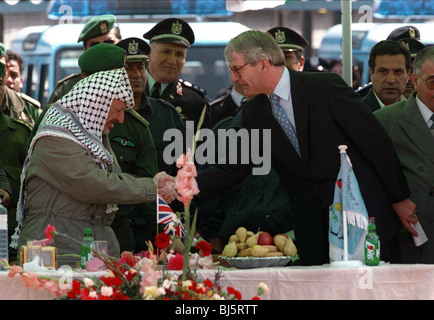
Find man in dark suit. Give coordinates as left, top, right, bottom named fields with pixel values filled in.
left=374, top=47, right=434, bottom=263
left=362, top=40, right=411, bottom=112
left=195, top=30, right=417, bottom=266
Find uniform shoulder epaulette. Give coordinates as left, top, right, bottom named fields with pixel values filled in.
left=10, top=117, right=33, bottom=131
left=17, top=92, right=41, bottom=108
left=126, top=109, right=149, bottom=127
left=178, top=79, right=207, bottom=97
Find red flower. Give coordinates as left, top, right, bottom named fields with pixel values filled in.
left=195, top=240, right=212, bottom=257
left=167, top=253, right=184, bottom=270
left=227, top=286, right=242, bottom=300
left=155, top=233, right=171, bottom=249
left=252, top=296, right=261, bottom=300
left=100, top=275, right=123, bottom=287
left=44, top=224, right=56, bottom=240
left=204, top=278, right=213, bottom=289
left=67, top=279, right=82, bottom=299
left=119, top=252, right=138, bottom=267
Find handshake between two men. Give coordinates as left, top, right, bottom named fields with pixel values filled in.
left=153, top=171, right=179, bottom=204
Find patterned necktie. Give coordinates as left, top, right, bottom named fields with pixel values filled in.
left=430, top=114, right=434, bottom=136
left=151, top=82, right=161, bottom=98
left=270, top=93, right=301, bottom=157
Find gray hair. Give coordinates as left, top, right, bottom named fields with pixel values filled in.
left=413, top=46, right=434, bottom=76
left=224, top=30, right=285, bottom=67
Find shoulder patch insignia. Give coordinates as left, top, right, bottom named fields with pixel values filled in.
left=11, top=118, right=33, bottom=131
left=112, top=136, right=136, bottom=147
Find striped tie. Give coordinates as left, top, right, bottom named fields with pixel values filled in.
left=430, top=114, right=434, bottom=136
left=270, top=93, right=301, bottom=157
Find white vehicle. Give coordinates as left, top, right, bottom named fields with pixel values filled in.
left=11, top=21, right=250, bottom=106
left=318, top=22, right=434, bottom=86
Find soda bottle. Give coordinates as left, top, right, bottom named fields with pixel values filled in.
left=364, top=217, right=380, bottom=266
left=0, top=200, right=8, bottom=271
left=80, top=228, right=93, bottom=269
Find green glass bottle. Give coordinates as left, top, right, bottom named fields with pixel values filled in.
left=364, top=217, right=380, bottom=266
left=80, top=228, right=93, bottom=269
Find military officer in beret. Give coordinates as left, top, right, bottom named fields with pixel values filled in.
left=144, top=18, right=211, bottom=132
left=116, top=37, right=185, bottom=253
left=267, top=27, right=308, bottom=71
left=0, top=47, right=40, bottom=126
left=47, top=14, right=122, bottom=105
left=0, top=59, right=32, bottom=262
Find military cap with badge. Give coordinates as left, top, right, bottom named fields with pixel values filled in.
left=267, top=27, right=309, bottom=52
left=116, top=37, right=150, bottom=64
left=78, top=14, right=117, bottom=44
left=143, top=18, right=195, bottom=48
left=387, top=26, right=425, bottom=57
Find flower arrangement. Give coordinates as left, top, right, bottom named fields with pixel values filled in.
left=3, top=225, right=269, bottom=300
left=3, top=107, right=270, bottom=300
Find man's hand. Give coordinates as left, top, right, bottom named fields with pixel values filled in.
left=153, top=171, right=177, bottom=204
left=0, top=189, right=10, bottom=207
left=392, top=198, right=418, bottom=237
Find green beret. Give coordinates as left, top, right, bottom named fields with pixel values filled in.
left=0, top=61, right=5, bottom=77
left=0, top=43, right=6, bottom=56
left=78, top=14, right=116, bottom=43
left=78, top=43, right=126, bottom=74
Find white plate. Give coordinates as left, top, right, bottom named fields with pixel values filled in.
left=219, top=256, right=292, bottom=269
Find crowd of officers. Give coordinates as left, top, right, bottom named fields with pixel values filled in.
left=0, top=14, right=431, bottom=265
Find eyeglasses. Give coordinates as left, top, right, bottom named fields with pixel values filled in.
left=228, top=61, right=251, bottom=78
left=418, top=76, right=434, bottom=90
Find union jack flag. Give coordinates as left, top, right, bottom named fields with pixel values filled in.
left=157, top=194, right=186, bottom=238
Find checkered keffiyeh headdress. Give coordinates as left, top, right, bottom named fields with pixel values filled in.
left=11, top=68, right=134, bottom=248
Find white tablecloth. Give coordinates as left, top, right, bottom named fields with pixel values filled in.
left=2, top=263, right=434, bottom=300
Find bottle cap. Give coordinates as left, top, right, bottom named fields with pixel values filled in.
left=84, top=228, right=92, bottom=235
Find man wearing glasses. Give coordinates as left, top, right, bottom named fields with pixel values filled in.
left=47, top=14, right=122, bottom=105
left=375, top=46, right=434, bottom=263
left=196, top=30, right=417, bottom=266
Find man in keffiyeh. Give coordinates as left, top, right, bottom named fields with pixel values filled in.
left=12, top=68, right=177, bottom=267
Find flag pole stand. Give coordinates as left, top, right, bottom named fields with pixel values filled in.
left=330, top=211, right=363, bottom=268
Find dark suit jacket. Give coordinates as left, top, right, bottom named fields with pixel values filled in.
left=196, top=70, right=409, bottom=265
left=375, top=93, right=434, bottom=263
left=362, top=88, right=381, bottom=112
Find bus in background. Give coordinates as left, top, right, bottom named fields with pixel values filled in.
left=10, top=21, right=250, bottom=107
left=318, top=22, right=434, bottom=87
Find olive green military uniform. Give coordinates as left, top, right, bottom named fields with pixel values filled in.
left=1, top=86, right=41, bottom=127
left=46, top=73, right=81, bottom=105
left=108, top=109, right=159, bottom=253
left=0, top=112, right=32, bottom=262
left=129, top=93, right=185, bottom=252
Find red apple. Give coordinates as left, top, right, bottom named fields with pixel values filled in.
left=258, top=232, right=274, bottom=246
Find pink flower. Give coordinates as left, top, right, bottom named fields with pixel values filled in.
left=175, top=150, right=200, bottom=207
left=8, top=265, right=23, bottom=278
left=139, top=263, right=162, bottom=293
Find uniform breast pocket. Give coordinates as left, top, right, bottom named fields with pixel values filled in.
left=110, top=136, right=138, bottom=170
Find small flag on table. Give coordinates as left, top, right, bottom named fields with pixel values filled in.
left=157, top=194, right=186, bottom=238
left=329, top=145, right=369, bottom=264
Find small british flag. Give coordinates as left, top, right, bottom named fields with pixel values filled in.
left=157, top=194, right=186, bottom=238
